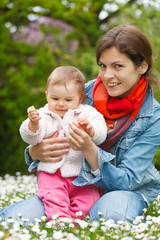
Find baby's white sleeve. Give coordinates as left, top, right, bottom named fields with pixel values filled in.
left=19, top=118, right=46, bottom=145
left=83, top=105, right=107, bottom=145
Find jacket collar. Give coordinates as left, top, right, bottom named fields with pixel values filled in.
left=138, top=84, right=154, bottom=118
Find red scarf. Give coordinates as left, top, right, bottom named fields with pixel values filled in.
left=93, top=75, right=148, bottom=150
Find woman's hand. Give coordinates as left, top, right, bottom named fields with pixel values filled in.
left=68, top=122, right=92, bottom=151
left=68, top=122, right=99, bottom=171
left=29, top=132, right=70, bottom=162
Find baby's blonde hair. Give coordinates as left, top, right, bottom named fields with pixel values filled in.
left=47, top=66, right=86, bottom=102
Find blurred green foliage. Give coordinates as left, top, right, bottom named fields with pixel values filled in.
left=0, top=0, right=160, bottom=174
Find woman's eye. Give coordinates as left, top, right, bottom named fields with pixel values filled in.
left=98, top=63, right=106, bottom=69
left=115, top=64, right=123, bottom=69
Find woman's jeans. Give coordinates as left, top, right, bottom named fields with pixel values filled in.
left=0, top=190, right=148, bottom=224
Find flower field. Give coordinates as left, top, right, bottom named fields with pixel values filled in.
left=0, top=173, right=160, bottom=240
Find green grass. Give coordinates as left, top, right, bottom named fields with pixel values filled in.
left=1, top=173, right=160, bottom=240
left=154, top=147, right=160, bottom=171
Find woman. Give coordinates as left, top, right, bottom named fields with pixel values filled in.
left=1, top=24, right=160, bottom=224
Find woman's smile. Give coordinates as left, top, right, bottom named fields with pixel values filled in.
left=107, top=82, right=121, bottom=87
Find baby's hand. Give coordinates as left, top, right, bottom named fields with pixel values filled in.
left=28, top=106, right=41, bottom=132
left=28, top=106, right=41, bottom=124
left=77, top=118, right=95, bottom=138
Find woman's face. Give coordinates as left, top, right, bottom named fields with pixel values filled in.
left=98, top=47, right=147, bottom=98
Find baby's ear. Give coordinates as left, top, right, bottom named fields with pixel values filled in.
left=45, top=91, right=48, bottom=99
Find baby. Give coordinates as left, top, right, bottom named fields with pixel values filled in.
left=20, top=66, right=107, bottom=221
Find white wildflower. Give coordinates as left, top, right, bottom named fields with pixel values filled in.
left=69, top=223, right=75, bottom=228
left=143, top=208, right=147, bottom=213
left=77, top=220, right=89, bottom=229
left=153, top=216, right=160, bottom=224
left=146, top=215, right=152, bottom=221
left=1, top=221, right=8, bottom=230
left=52, top=214, right=59, bottom=220
left=59, top=217, right=73, bottom=223
left=23, top=229, right=29, bottom=234
left=18, top=213, right=22, bottom=218
left=45, top=221, right=53, bottom=228
left=31, top=225, right=40, bottom=233
left=76, top=211, right=83, bottom=216
left=34, top=217, right=41, bottom=223
left=67, top=233, right=80, bottom=240
left=91, top=220, right=100, bottom=229
left=53, top=230, right=63, bottom=239
left=101, top=226, right=107, bottom=232
left=22, top=218, right=30, bottom=223
left=89, top=227, right=96, bottom=232
left=40, top=230, right=48, bottom=238
left=99, top=237, right=105, bottom=240
left=98, top=211, right=102, bottom=216
left=41, top=216, right=47, bottom=222
left=134, top=215, right=144, bottom=223
left=0, top=231, right=4, bottom=239
left=121, top=237, right=133, bottom=240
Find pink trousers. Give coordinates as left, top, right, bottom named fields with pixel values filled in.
left=36, top=170, right=100, bottom=221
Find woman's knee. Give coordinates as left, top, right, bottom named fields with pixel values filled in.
left=0, top=194, right=46, bottom=224
left=89, top=191, right=147, bottom=223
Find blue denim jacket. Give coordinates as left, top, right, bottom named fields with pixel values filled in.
left=25, top=79, right=160, bottom=204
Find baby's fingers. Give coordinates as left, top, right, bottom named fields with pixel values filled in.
left=29, top=111, right=41, bottom=122
left=77, top=118, right=89, bottom=127
left=27, top=105, right=36, bottom=113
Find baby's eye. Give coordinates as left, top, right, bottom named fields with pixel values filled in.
left=52, top=98, right=58, bottom=100
left=66, top=99, right=72, bottom=102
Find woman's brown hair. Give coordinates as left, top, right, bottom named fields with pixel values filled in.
left=96, top=24, right=158, bottom=86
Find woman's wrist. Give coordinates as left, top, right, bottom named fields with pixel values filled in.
left=29, top=145, right=37, bottom=161
left=82, top=141, right=99, bottom=171
left=25, top=146, right=33, bottom=165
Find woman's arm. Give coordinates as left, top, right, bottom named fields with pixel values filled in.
left=29, top=132, right=70, bottom=162
left=69, top=107, right=160, bottom=193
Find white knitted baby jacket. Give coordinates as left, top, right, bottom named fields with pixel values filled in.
left=19, top=104, right=107, bottom=177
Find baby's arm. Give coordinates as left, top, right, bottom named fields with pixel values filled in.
left=19, top=106, right=50, bottom=145
left=77, top=105, right=107, bottom=145
left=28, top=106, right=41, bottom=133
left=77, top=118, right=95, bottom=138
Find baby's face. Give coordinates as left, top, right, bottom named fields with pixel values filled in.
left=46, top=82, right=81, bottom=118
